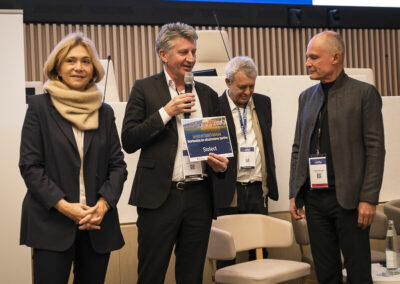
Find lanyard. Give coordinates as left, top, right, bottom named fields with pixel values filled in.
left=238, top=106, right=247, bottom=140
left=176, top=88, right=183, bottom=95
left=316, top=112, right=322, bottom=155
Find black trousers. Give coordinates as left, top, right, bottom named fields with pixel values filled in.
left=216, top=182, right=268, bottom=268
left=304, top=188, right=372, bottom=284
left=32, top=230, right=110, bottom=284
left=136, top=181, right=213, bottom=284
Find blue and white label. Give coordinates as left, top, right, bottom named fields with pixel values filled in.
left=309, top=156, right=329, bottom=189
left=239, top=147, right=256, bottom=169
left=183, top=149, right=203, bottom=181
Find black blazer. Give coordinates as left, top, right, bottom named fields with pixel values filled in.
left=216, top=92, right=279, bottom=209
left=121, top=71, right=224, bottom=213
left=19, top=93, right=127, bottom=253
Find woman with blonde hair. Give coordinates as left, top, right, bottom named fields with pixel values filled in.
left=19, top=32, right=127, bottom=283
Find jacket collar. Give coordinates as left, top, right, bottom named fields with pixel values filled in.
left=47, top=93, right=78, bottom=150
left=318, top=69, right=347, bottom=94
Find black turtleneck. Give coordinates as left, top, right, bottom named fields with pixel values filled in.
left=309, top=80, right=336, bottom=189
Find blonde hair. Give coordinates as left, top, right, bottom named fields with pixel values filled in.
left=43, top=32, right=104, bottom=87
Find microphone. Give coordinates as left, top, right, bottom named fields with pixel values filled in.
left=103, top=55, right=111, bottom=102
left=184, top=72, right=194, bottom=119
left=212, top=10, right=231, bottom=61
left=385, top=54, right=392, bottom=96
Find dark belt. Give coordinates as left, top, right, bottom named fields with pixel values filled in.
left=171, top=180, right=205, bottom=190
left=309, top=186, right=336, bottom=192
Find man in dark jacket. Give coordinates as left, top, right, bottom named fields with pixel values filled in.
left=289, top=31, right=385, bottom=284
left=217, top=56, right=279, bottom=265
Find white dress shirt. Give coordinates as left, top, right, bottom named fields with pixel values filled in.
left=226, top=90, right=262, bottom=183
left=158, top=69, right=204, bottom=181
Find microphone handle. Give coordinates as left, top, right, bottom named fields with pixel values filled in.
left=385, top=54, right=392, bottom=96
left=185, top=84, right=193, bottom=93
left=103, top=56, right=111, bottom=102
left=184, top=84, right=193, bottom=119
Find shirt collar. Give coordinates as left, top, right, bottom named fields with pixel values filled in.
left=164, top=67, right=196, bottom=91
left=164, top=68, right=176, bottom=89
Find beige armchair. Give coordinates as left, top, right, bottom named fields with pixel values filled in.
left=290, top=216, right=314, bottom=269
left=206, top=214, right=310, bottom=284
left=291, top=210, right=387, bottom=269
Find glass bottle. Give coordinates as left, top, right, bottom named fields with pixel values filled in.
left=384, top=219, right=400, bottom=276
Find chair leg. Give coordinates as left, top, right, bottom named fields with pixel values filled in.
left=255, top=248, right=263, bottom=260
left=208, top=259, right=217, bottom=283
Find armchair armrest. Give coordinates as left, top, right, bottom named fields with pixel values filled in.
left=207, top=226, right=236, bottom=260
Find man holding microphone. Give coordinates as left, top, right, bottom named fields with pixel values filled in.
left=122, top=22, right=228, bottom=284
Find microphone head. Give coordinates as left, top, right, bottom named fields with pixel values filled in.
left=184, top=72, right=194, bottom=85
left=107, top=55, right=111, bottom=60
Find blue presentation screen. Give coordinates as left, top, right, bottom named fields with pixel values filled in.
left=169, top=0, right=400, bottom=8
left=171, top=0, right=312, bottom=3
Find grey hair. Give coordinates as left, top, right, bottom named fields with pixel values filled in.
left=155, top=22, right=198, bottom=56
left=312, top=31, right=345, bottom=62
left=225, top=56, right=258, bottom=82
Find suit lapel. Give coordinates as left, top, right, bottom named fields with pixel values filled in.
left=48, top=99, right=78, bottom=150
left=327, top=71, right=347, bottom=126
left=195, top=83, right=209, bottom=117
left=156, top=71, right=178, bottom=135
left=306, top=85, right=325, bottom=140
left=84, top=129, right=95, bottom=156
left=315, top=85, right=325, bottom=112
left=83, top=105, right=101, bottom=156
left=253, top=95, right=268, bottom=133
left=251, top=95, right=269, bottom=195
left=155, top=71, right=173, bottom=107
left=220, top=92, right=238, bottom=152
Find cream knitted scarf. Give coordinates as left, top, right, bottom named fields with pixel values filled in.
left=44, top=80, right=103, bottom=130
